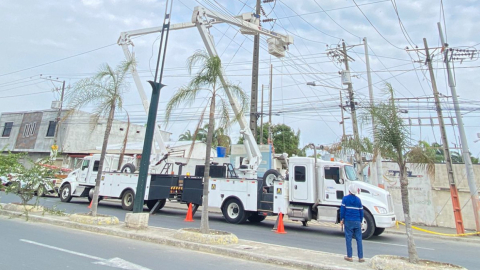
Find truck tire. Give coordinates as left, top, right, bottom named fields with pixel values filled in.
left=60, top=183, right=73, bottom=202
left=146, top=199, right=166, bottom=211
left=121, top=163, right=136, bottom=173
left=222, top=198, right=248, bottom=224
left=247, top=213, right=267, bottom=223
left=36, top=185, right=46, bottom=197
left=263, top=169, right=280, bottom=187
left=121, top=190, right=135, bottom=211
left=361, top=211, right=375, bottom=239
left=373, top=227, right=385, bottom=236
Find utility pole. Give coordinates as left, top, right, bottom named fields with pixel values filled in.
left=342, top=41, right=363, bottom=181
left=268, top=64, right=273, bottom=145
left=249, top=0, right=261, bottom=140
left=260, top=84, right=265, bottom=144
left=438, top=23, right=480, bottom=232
left=339, top=91, right=346, bottom=138
left=364, top=37, right=384, bottom=188
left=424, top=38, right=465, bottom=234
left=40, top=75, right=65, bottom=161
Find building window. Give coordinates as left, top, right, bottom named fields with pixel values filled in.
left=2, top=122, right=13, bottom=137
left=46, top=121, right=57, bottom=137
left=23, top=122, right=37, bottom=138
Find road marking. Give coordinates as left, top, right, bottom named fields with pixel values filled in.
left=20, top=239, right=151, bottom=270
left=369, top=241, right=435, bottom=251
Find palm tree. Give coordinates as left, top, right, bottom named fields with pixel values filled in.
left=365, top=83, right=435, bottom=264
left=165, top=50, right=248, bottom=234
left=66, top=60, right=134, bottom=217
left=178, top=130, right=193, bottom=141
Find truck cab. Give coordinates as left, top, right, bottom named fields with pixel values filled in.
left=283, top=157, right=396, bottom=239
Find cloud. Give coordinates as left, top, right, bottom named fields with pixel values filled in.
left=82, top=0, right=103, bottom=8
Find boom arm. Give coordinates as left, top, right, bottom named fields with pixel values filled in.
left=118, top=6, right=293, bottom=177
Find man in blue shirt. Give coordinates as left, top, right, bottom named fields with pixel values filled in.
left=340, top=184, right=364, bottom=262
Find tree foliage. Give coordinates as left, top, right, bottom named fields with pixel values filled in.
left=1, top=152, right=55, bottom=219
left=165, top=50, right=248, bottom=233
left=238, top=123, right=305, bottom=156
left=65, top=60, right=134, bottom=217
left=365, top=83, right=435, bottom=264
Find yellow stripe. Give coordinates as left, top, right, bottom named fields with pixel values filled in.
left=396, top=221, right=480, bottom=236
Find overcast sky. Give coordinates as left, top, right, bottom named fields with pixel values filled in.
left=1, top=0, right=480, bottom=157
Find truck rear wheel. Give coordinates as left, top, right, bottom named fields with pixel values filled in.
left=60, top=183, right=73, bottom=202
left=121, top=190, right=135, bottom=211
left=263, top=169, right=280, bottom=187
left=373, top=227, right=385, bottom=236
left=361, top=211, right=375, bottom=239
left=247, top=213, right=267, bottom=223
left=222, top=198, right=248, bottom=224
left=146, top=199, right=166, bottom=211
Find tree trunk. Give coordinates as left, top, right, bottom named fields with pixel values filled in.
left=117, top=111, right=130, bottom=171
left=399, top=162, right=419, bottom=263
left=200, top=96, right=215, bottom=234
left=90, top=103, right=116, bottom=217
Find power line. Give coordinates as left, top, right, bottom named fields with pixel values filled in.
left=0, top=43, right=117, bottom=77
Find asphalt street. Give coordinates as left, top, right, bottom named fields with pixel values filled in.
left=0, top=192, right=476, bottom=269
left=0, top=215, right=294, bottom=270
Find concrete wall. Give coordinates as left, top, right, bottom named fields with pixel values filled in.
left=374, top=161, right=480, bottom=230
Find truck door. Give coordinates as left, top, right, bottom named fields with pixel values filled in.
left=87, top=160, right=100, bottom=185
left=323, top=166, right=345, bottom=205
left=78, top=159, right=90, bottom=183
left=292, top=165, right=308, bottom=201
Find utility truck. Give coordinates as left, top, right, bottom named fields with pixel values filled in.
left=58, top=5, right=396, bottom=239
left=58, top=153, right=207, bottom=211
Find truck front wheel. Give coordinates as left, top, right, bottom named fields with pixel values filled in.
left=361, top=211, right=375, bottom=239
left=121, top=190, right=135, bottom=211
left=59, top=184, right=73, bottom=202
left=222, top=198, right=248, bottom=224
left=373, top=227, right=385, bottom=236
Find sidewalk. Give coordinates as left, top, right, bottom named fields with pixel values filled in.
left=163, top=201, right=480, bottom=243
left=0, top=205, right=369, bottom=270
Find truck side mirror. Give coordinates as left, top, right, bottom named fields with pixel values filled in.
left=339, top=178, right=344, bottom=184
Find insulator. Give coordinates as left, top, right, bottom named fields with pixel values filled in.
left=262, top=18, right=275, bottom=22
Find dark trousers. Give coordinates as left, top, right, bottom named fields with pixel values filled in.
left=344, top=220, right=363, bottom=258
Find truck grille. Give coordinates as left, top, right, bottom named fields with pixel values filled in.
left=387, top=194, right=394, bottom=213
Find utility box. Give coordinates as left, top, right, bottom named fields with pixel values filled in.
left=341, top=70, right=352, bottom=85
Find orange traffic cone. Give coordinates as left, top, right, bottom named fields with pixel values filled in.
left=88, top=199, right=93, bottom=209
left=274, top=212, right=287, bottom=234
left=184, top=203, right=194, bottom=222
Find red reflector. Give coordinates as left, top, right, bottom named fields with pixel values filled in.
left=251, top=181, right=255, bottom=183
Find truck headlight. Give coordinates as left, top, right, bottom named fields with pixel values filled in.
left=374, top=206, right=387, bottom=214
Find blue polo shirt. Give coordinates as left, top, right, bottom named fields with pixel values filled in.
left=340, top=194, right=364, bottom=222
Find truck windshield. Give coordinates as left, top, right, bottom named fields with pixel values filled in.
left=344, top=166, right=358, bottom=181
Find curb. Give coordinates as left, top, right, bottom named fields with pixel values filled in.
left=369, top=255, right=466, bottom=270
left=0, top=209, right=360, bottom=270
left=70, top=213, right=119, bottom=225
left=161, top=203, right=480, bottom=244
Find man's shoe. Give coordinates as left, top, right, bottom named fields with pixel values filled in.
left=344, top=256, right=353, bottom=262
left=359, top=258, right=365, bottom=263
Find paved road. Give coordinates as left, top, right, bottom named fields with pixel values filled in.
left=0, top=216, right=293, bottom=270
left=0, top=192, right=475, bottom=269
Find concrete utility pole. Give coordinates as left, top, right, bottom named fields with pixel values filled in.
left=342, top=41, right=363, bottom=181
left=363, top=37, right=384, bottom=188
left=54, top=80, right=66, bottom=148
left=268, top=64, right=273, bottom=144
left=424, top=38, right=465, bottom=234
left=249, top=0, right=261, bottom=140
left=339, top=91, right=346, bottom=138
left=260, top=84, right=265, bottom=144
left=438, top=23, right=480, bottom=232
